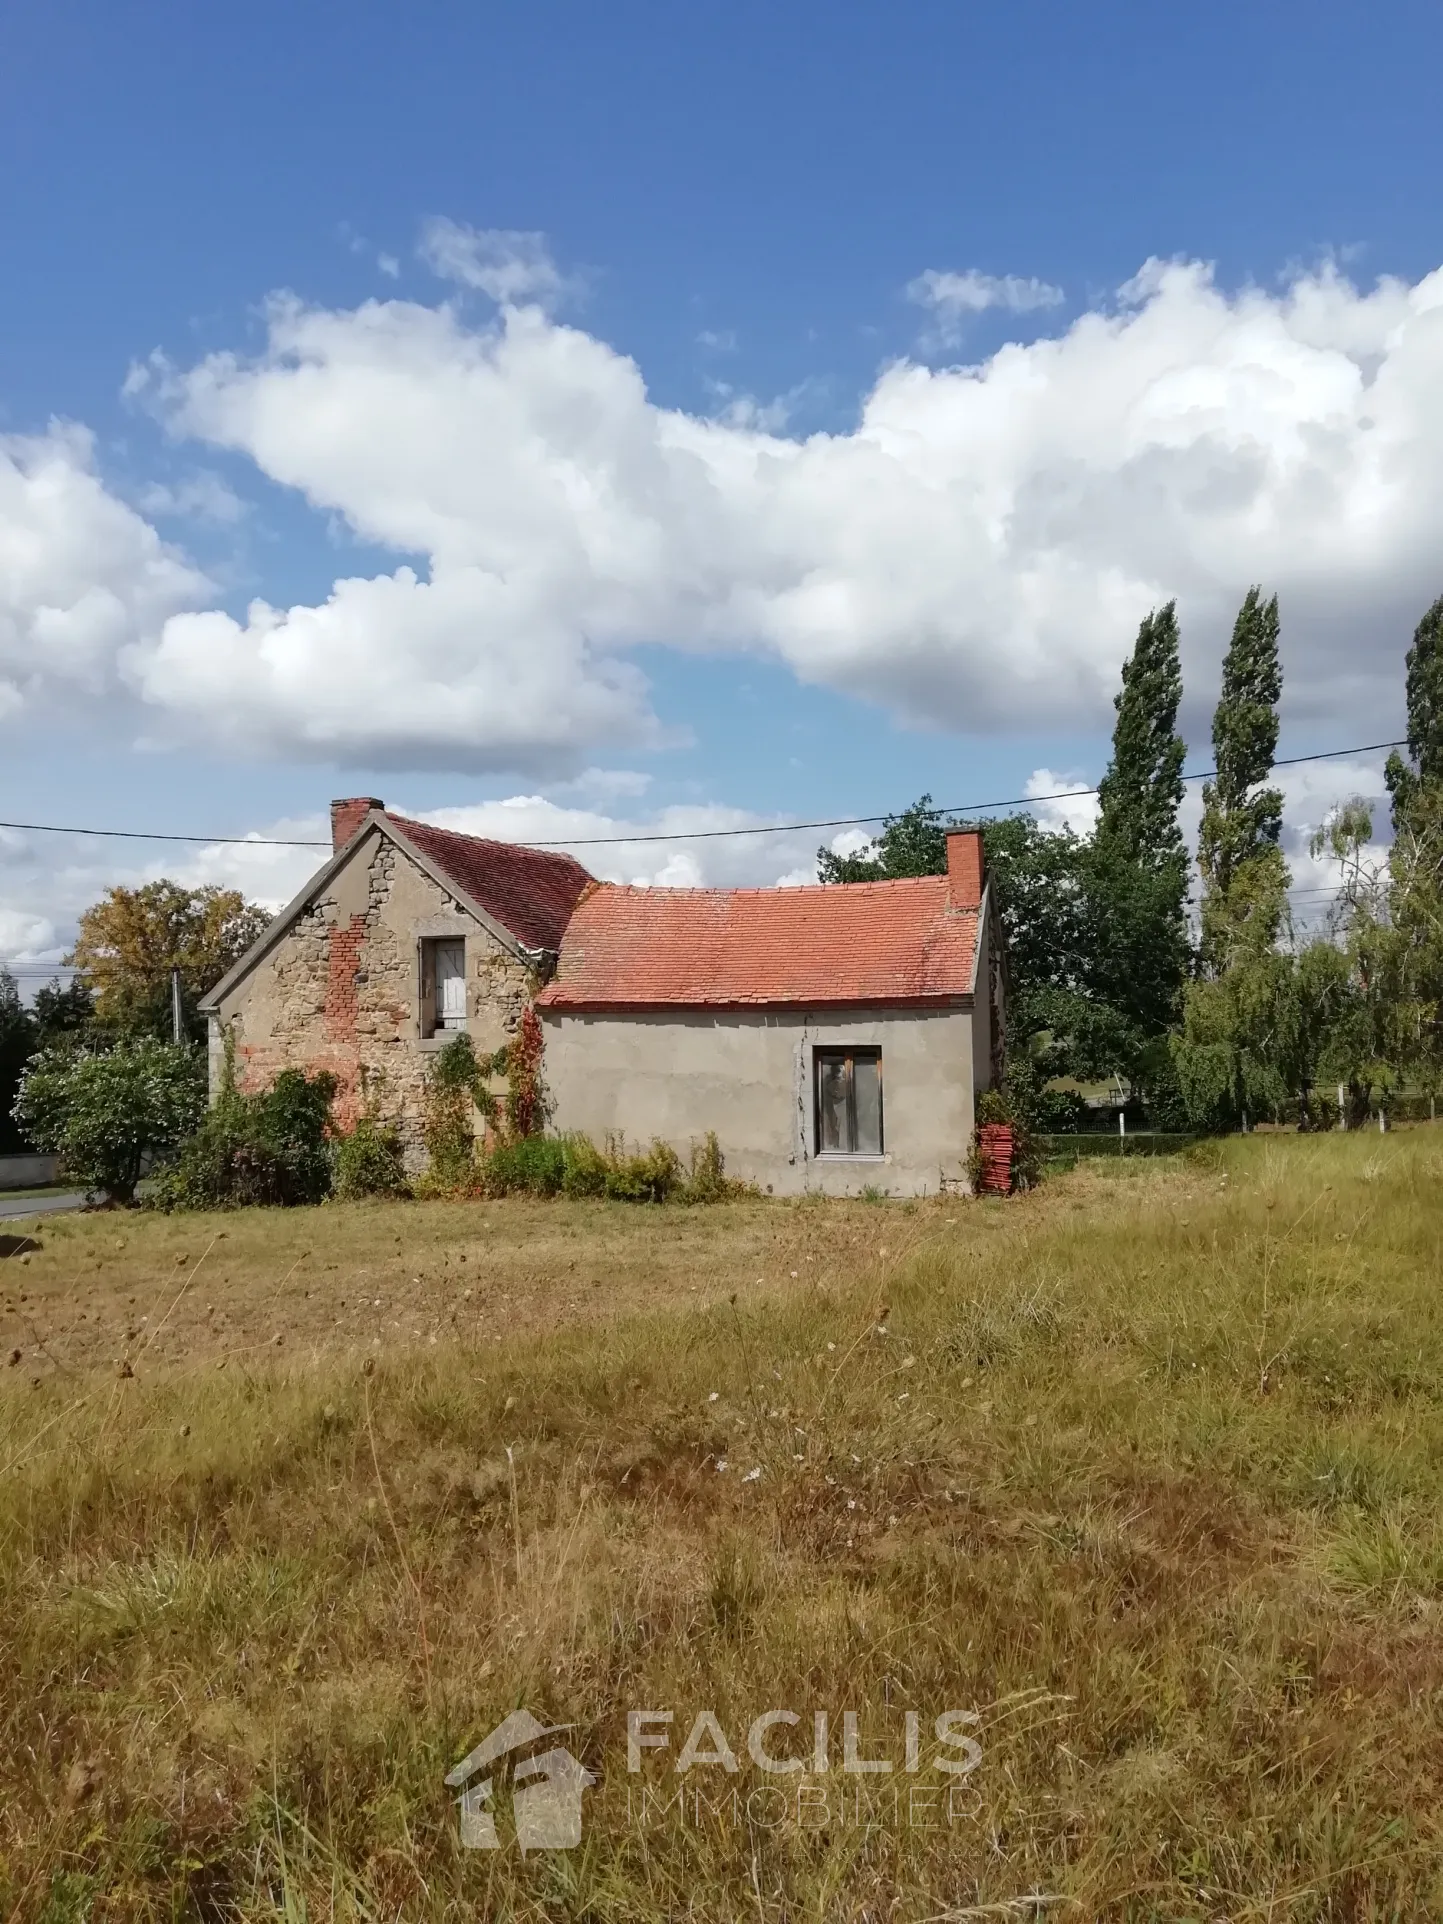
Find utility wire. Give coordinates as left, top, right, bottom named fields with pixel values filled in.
left=0, top=737, right=1406, bottom=853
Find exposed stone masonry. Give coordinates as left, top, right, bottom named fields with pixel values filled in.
left=222, top=832, right=536, bottom=1151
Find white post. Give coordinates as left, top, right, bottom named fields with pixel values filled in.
left=1338, top=1083, right=1347, bottom=1130
left=1118, top=1108, right=1125, bottom=1139
left=1378, top=1108, right=1386, bottom=1135
left=171, top=966, right=183, bottom=1043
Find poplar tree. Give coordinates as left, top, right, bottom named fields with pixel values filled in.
left=1086, top=601, right=1190, bottom=1039
left=1196, top=587, right=1286, bottom=969
left=1384, top=593, right=1443, bottom=829
left=1383, top=593, right=1443, bottom=1097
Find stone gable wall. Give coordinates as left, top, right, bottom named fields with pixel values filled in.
left=213, top=830, right=536, bottom=1152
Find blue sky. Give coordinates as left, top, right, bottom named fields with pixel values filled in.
left=2, top=0, right=1442, bottom=961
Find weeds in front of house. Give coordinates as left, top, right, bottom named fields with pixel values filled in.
left=415, top=1035, right=749, bottom=1205
left=480, top=1128, right=748, bottom=1203
left=7, top=1134, right=1443, bottom=1915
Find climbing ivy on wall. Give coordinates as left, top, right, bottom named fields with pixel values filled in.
left=504, top=1005, right=548, bottom=1139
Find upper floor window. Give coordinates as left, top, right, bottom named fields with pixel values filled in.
left=423, top=937, right=467, bottom=1036
left=815, top=1046, right=883, bottom=1156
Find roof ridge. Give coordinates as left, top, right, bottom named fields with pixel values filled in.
left=584, top=874, right=957, bottom=899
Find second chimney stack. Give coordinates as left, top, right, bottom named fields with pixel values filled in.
left=946, top=828, right=985, bottom=908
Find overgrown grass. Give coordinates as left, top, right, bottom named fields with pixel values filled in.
left=4, top=1135, right=1443, bottom=1917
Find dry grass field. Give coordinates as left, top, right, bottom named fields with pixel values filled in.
left=3, top=1136, right=1443, bottom=1920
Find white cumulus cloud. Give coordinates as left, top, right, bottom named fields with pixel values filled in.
left=1023, top=769, right=1100, bottom=838
left=0, top=423, right=208, bottom=719
left=907, top=267, right=1066, bottom=342
left=417, top=219, right=573, bottom=307
left=126, top=255, right=1443, bottom=769
left=8, top=249, right=1443, bottom=777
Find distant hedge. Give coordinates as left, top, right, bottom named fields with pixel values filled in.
left=1041, top=1132, right=1201, bottom=1162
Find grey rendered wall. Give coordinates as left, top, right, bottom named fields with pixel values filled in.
left=541, top=1004, right=976, bottom=1197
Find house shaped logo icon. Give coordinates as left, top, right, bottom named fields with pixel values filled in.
left=445, top=1709, right=597, bottom=1853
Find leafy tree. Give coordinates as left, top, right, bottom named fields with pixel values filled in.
left=1379, top=597, right=1443, bottom=1098
left=1174, top=890, right=1295, bottom=1130
left=1197, top=587, right=1285, bottom=968
left=0, top=971, right=37, bottom=1153
left=817, top=795, right=952, bottom=883
left=1281, top=940, right=1357, bottom=1128
left=818, top=800, right=1089, bottom=1026
left=976, top=814, right=1090, bottom=1016
left=1093, top=601, right=1187, bottom=871
left=67, top=882, right=269, bottom=1041
left=33, top=976, right=95, bottom=1048
left=15, top=1039, right=206, bottom=1202
left=1384, top=593, right=1443, bottom=829
left=1378, top=779, right=1443, bottom=1102
left=1086, top=602, right=1191, bottom=1040
left=1175, top=589, right=1293, bottom=1126
left=1309, top=801, right=1398, bottom=1123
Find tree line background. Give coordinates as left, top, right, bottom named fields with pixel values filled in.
left=0, top=884, right=266, bottom=1154
left=821, top=589, right=1443, bottom=1133
left=3, top=588, right=1441, bottom=1154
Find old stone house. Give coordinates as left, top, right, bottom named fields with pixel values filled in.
left=200, top=798, right=591, bottom=1144
left=202, top=798, right=1004, bottom=1194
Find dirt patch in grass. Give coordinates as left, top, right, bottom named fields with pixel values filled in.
left=0, top=1193, right=909, bottom=1382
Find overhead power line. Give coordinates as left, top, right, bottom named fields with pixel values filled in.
left=529, top=739, right=1407, bottom=846
left=0, top=737, right=1406, bottom=854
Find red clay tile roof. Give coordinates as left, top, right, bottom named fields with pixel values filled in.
left=535, top=878, right=979, bottom=1010
left=385, top=813, right=594, bottom=954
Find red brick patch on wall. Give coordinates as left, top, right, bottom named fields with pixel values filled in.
left=325, top=915, right=366, bottom=1043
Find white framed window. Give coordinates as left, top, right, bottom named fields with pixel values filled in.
left=814, top=1047, right=883, bottom=1156
left=422, top=937, right=468, bottom=1036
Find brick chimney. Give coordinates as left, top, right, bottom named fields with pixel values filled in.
left=946, top=828, right=985, bottom=908
left=331, top=797, right=384, bottom=851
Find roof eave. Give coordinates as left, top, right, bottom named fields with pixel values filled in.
left=536, top=992, right=976, bottom=1015
left=199, top=820, right=378, bottom=1014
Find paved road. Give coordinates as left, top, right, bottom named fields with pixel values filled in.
left=0, top=1191, right=88, bottom=1221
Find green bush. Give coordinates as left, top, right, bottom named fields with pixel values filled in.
left=482, top=1134, right=567, bottom=1197
left=419, top=1035, right=498, bottom=1194
left=604, top=1137, right=683, bottom=1203
left=679, top=1131, right=730, bottom=1202
left=478, top=1129, right=740, bottom=1203
left=559, top=1132, right=609, bottom=1198
left=333, top=1116, right=409, bottom=1200
left=14, top=1039, right=206, bottom=1203
left=151, top=1067, right=338, bottom=1209
left=1030, top=1086, right=1087, bottom=1133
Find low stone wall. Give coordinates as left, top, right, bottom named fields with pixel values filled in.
left=0, top=1153, right=60, bottom=1190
